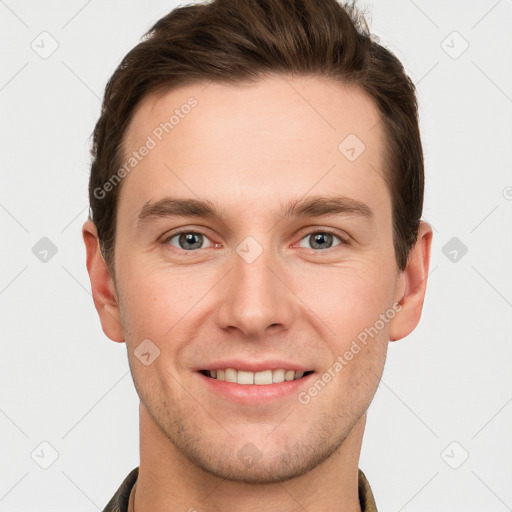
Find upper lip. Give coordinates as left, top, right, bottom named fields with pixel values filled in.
left=195, top=359, right=314, bottom=373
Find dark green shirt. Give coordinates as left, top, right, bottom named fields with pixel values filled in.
left=102, top=466, right=378, bottom=512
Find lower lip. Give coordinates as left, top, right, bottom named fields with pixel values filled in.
left=196, top=371, right=315, bottom=405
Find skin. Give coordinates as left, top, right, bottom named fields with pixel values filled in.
left=83, top=74, right=432, bottom=512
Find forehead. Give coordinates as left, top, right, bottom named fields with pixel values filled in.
left=119, top=74, right=389, bottom=225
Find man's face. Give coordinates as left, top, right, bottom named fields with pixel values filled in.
left=111, top=75, right=404, bottom=483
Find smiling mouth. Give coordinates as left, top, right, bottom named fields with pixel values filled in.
left=199, top=368, right=314, bottom=385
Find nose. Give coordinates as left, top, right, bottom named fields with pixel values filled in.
left=216, top=242, right=295, bottom=339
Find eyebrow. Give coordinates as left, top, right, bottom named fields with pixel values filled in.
left=136, top=194, right=374, bottom=228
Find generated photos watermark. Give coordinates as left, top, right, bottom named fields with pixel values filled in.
left=93, top=96, right=198, bottom=200
left=298, top=301, right=402, bottom=405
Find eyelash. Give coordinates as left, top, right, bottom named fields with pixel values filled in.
left=161, top=229, right=349, bottom=254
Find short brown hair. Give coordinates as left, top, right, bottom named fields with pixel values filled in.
left=89, top=0, right=424, bottom=273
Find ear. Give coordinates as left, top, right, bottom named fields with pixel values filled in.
left=82, top=220, right=125, bottom=343
left=389, top=220, right=433, bottom=342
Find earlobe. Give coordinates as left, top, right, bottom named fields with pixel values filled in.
left=388, top=220, right=433, bottom=342
left=82, top=220, right=125, bottom=343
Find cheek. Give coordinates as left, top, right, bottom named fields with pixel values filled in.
left=116, top=261, right=218, bottom=364
left=293, top=258, right=397, bottom=339
left=117, top=271, right=192, bottom=403
left=304, top=267, right=392, bottom=408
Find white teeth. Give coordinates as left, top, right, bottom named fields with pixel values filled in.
left=224, top=368, right=237, bottom=383
left=237, top=370, right=254, bottom=385
left=273, top=369, right=285, bottom=383
left=254, top=370, right=272, bottom=385
left=206, top=368, right=309, bottom=385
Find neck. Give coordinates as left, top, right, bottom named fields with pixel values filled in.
left=134, top=403, right=365, bottom=512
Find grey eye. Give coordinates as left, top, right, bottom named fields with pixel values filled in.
left=167, top=232, right=213, bottom=251
left=298, top=232, right=342, bottom=250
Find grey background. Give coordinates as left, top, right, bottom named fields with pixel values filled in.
left=1, top=0, right=511, bottom=511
